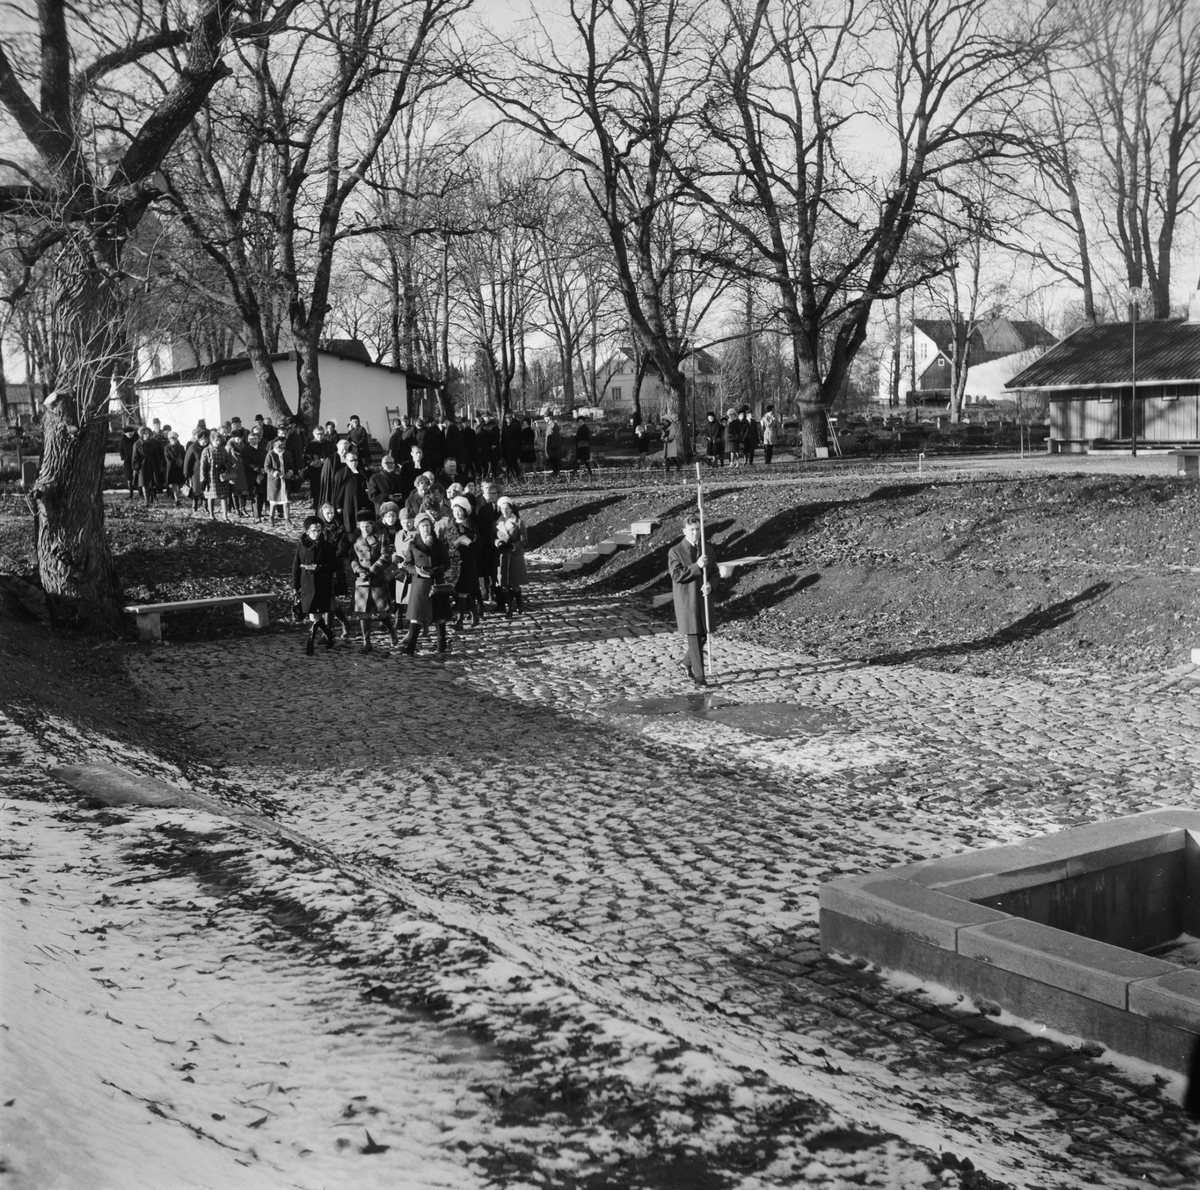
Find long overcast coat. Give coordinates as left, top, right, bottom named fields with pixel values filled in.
left=292, top=535, right=337, bottom=614
left=403, top=535, right=451, bottom=624
left=668, top=538, right=712, bottom=635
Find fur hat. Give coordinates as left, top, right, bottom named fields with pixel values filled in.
left=356, top=508, right=375, bottom=523
left=414, top=512, right=436, bottom=529
left=379, top=501, right=400, bottom=517
left=303, top=515, right=321, bottom=530
left=450, top=496, right=471, bottom=516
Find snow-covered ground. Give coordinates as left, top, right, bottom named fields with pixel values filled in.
left=4, top=562, right=1200, bottom=1188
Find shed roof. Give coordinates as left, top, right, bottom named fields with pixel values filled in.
left=1006, top=319, right=1200, bottom=389
left=139, top=344, right=439, bottom=389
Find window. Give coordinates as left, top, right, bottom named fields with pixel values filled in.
left=611, top=386, right=622, bottom=401
left=1098, top=388, right=1115, bottom=403
left=1164, top=384, right=1179, bottom=401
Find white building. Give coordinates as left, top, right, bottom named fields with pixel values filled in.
left=135, top=342, right=435, bottom=438
left=876, top=318, right=1057, bottom=407
left=597, top=348, right=720, bottom=417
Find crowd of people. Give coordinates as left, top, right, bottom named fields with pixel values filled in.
left=117, top=402, right=783, bottom=514
left=293, top=474, right=528, bottom=657
left=117, top=408, right=611, bottom=517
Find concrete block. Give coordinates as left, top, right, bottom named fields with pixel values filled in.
left=597, top=540, right=619, bottom=555
left=901, top=841, right=1068, bottom=892
left=1128, top=969, right=1200, bottom=1035
left=1144, top=808, right=1200, bottom=831
left=581, top=550, right=600, bottom=563
left=243, top=599, right=269, bottom=630
left=1192, top=647, right=1200, bottom=665
left=941, top=821, right=1188, bottom=902
left=819, top=875, right=1010, bottom=950
left=135, top=611, right=162, bottom=643
left=612, top=532, right=636, bottom=546
left=820, top=909, right=1196, bottom=1073
left=650, top=593, right=673, bottom=609
left=957, top=917, right=1177, bottom=1008
left=631, top=520, right=658, bottom=536
left=561, top=559, right=584, bottom=573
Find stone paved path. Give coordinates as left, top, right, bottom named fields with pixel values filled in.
left=117, top=558, right=1200, bottom=1189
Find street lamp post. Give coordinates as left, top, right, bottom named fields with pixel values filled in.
left=1129, top=287, right=1143, bottom=457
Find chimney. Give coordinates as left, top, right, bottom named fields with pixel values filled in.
left=1190, top=291, right=1200, bottom=322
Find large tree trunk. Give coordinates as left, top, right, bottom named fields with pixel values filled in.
left=32, top=260, right=124, bottom=629
left=795, top=357, right=826, bottom=458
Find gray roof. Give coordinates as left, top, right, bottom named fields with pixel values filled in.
left=1007, top=319, right=1200, bottom=389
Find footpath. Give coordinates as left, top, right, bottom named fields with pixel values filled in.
left=3, top=553, right=1200, bottom=1189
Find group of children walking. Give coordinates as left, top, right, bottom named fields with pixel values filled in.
left=292, top=477, right=528, bottom=656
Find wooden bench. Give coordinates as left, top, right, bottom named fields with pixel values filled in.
left=124, top=593, right=274, bottom=642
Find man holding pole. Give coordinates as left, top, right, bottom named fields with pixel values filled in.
left=668, top=513, right=714, bottom=686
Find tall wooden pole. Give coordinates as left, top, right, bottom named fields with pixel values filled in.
left=695, top=461, right=714, bottom=678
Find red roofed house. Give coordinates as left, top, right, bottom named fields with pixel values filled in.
left=1006, top=293, right=1200, bottom=453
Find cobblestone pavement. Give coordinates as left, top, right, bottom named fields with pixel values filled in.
left=110, top=557, right=1200, bottom=1189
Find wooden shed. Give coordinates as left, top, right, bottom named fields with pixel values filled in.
left=1006, top=296, right=1200, bottom=453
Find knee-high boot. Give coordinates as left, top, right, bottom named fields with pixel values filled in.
left=305, top=620, right=320, bottom=656
left=436, top=623, right=448, bottom=653
left=402, top=623, right=420, bottom=655
left=360, top=617, right=372, bottom=653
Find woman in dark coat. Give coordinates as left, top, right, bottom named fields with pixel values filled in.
left=183, top=432, right=207, bottom=511
left=494, top=496, right=528, bottom=616
left=571, top=418, right=593, bottom=477
left=449, top=498, right=482, bottom=627
left=400, top=513, right=453, bottom=654
left=119, top=427, right=139, bottom=498
left=740, top=412, right=759, bottom=465
left=132, top=427, right=164, bottom=505
left=317, top=501, right=354, bottom=638
left=242, top=429, right=268, bottom=521
left=724, top=413, right=742, bottom=468
left=519, top=417, right=537, bottom=469
left=705, top=412, right=723, bottom=467
left=292, top=516, right=338, bottom=654
left=164, top=432, right=186, bottom=504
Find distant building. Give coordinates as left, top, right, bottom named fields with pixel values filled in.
left=598, top=348, right=720, bottom=417
left=878, top=317, right=1057, bottom=406
left=1006, top=293, right=1200, bottom=452
left=136, top=341, right=438, bottom=438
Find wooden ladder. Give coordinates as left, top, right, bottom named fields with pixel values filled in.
left=826, top=410, right=843, bottom=457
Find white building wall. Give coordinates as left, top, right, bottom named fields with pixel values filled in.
left=964, top=349, right=1045, bottom=404
left=213, top=356, right=406, bottom=441
left=137, top=383, right=221, bottom=436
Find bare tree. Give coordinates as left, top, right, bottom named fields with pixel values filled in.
left=690, top=0, right=1062, bottom=454
left=1068, top=0, right=1198, bottom=319
left=472, top=0, right=730, bottom=457
left=164, top=0, right=471, bottom=426
left=0, top=0, right=261, bottom=627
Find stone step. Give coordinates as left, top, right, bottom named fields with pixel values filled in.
left=631, top=520, right=658, bottom=536
left=581, top=550, right=600, bottom=563
left=717, top=554, right=769, bottom=579
left=561, top=558, right=584, bottom=573
left=597, top=540, right=620, bottom=555
left=651, top=593, right=673, bottom=609
left=612, top=531, right=636, bottom=546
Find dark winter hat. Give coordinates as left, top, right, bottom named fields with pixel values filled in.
left=379, top=501, right=400, bottom=517
left=356, top=508, right=376, bottom=523
left=303, top=515, right=321, bottom=530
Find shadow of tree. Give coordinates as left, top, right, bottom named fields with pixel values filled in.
left=714, top=572, right=821, bottom=621
left=865, top=581, right=1113, bottom=667
left=526, top=494, right=627, bottom=550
